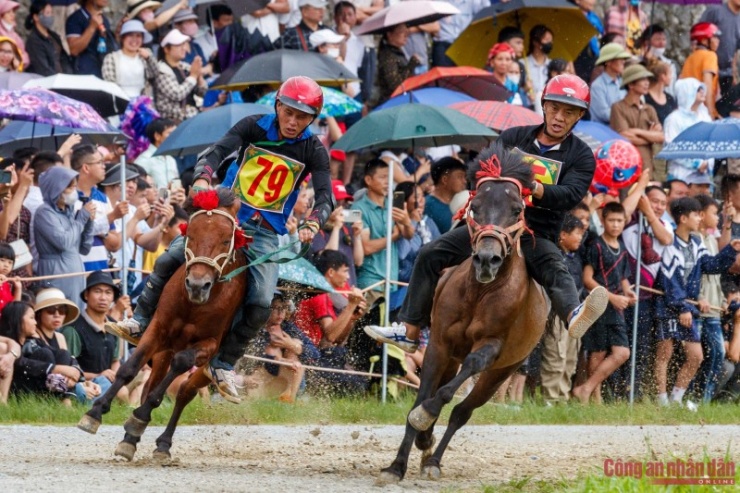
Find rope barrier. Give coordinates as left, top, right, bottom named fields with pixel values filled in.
left=630, top=284, right=723, bottom=312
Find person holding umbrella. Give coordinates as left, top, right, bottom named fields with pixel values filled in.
left=105, top=76, right=333, bottom=403
left=365, top=74, right=609, bottom=354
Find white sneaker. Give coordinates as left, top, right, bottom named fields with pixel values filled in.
left=685, top=400, right=699, bottom=412
left=203, top=366, right=241, bottom=404
left=104, top=318, right=143, bottom=346
left=568, top=286, right=609, bottom=339
left=657, top=394, right=670, bottom=407
left=364, top=322, right=419, bottom=353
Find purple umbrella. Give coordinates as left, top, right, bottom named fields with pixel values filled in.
left=0, top=88, right=109, bottom=131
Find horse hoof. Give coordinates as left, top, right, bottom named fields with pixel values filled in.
left=421, top=465, right=441, bottom=481
left=114, top=441, right=137, bottom=461
left=408, top=405, right=436, bottom=432
left=77, top=414, right=101, bottom=435
left=374, top=470, right=402, bottom=486
left=152, top=449, right=171, bottom=462
left=123, top=415, right=149, bottom=438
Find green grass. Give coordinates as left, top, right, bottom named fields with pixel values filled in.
left=1, top=393, right=739, bottom=426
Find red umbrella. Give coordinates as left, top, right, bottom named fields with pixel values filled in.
left=390, top=66, right=511, bottom=102
left=450, top=101, right=543, bottom=132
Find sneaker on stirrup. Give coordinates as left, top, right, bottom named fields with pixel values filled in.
left=104, top=318, right=144, bottom=346
left=203, top=365, right=241, bottom=404
left=568, top=285, right=609, bottom=339
left=364, top=322, right=419, bottom=353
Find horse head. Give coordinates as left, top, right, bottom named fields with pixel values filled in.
left=465, top=145, right=534, bottom=284
left=182, top=189, right=242, bottom=304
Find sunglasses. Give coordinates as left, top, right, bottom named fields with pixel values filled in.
left=43, top=305, right=68, bottom=315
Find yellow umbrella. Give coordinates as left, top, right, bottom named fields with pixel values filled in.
left=446, top=3, right=598, bottom=69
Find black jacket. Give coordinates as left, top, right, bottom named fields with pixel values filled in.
left=499, top=124, right=595, bottom=242
left=25, top=27, right=69, bottom=76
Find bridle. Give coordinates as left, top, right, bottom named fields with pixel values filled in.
left=184, top=208, right=238, bottom=279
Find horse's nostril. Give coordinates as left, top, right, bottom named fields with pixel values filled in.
left=202, top=282, right=212, bottom=291
left=185, top=278, right=191, bottom=288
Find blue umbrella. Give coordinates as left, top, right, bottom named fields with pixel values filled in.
left=256, top=86, right=362, bottom=118
left=573, top=120, right=627, bottom=151
left=374, top=87, right=476, bottom=111
left=155, top=103, right=273, bottom=157
left=278, top=257, right=335, bottom=293
left=656, top=118, right=740, bottom=160
left=0, top=120, right=122, bottom=154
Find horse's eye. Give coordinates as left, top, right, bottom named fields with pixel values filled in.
left=222, top=240, right=230, bottom=246
left=512, top=208, right=523, bottom=217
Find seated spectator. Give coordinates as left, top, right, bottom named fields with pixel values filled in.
left=664, top=78, right=712, bottom=183
left=680, top=22, right=721, bottom=119
left=102, top=20, right=157, bottom=99
left=0, top=328, right=19, bottom=403
left=370, top=24, right=421, bottom=108
left=66, top=0, right=118, bottom=77
left=273, top=0, right=324, bottom=51
left=60, top=271, right=128, bottom=402
left=35, top=167, right=95, bottom=306
left=155, top=29, right=208, bottom=123
left=0, top=35, right=22, bottom=71
left=424, top=157, right=467, bottom=233
left=0, top=0, right=28, bottom=67
left=134, top=118, right=180, bottom=189
left=644, top=58, right=677, bottom=126
left=33, top=287, right=79, bottom=350
left=610, top=64, right=664, bottom=176
left=589, top=42, right=631, bottom=124
left=24, top=0, right=69, bottom=76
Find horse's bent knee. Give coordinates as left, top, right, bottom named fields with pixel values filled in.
left=171, top=350, right=197, bottom=374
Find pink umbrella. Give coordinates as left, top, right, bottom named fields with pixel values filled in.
left=355, top=0, right=460, bottom=35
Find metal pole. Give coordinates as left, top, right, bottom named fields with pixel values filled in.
left=120, top=155, right=129, bottom=361
left=381, top=158, right=394, bottom=403
left=628, top=212, right=643, bottom=406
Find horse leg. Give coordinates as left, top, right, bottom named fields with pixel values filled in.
left=77, top=340, right=156, bottom=434
left=114, top=349, right=175, bottom=461
left=421, top=364, right=518, bottom=480
left=409, top=340, right=502, bottom=432
left=377, top=344, right=455, bottom=484
left=153, top=340, right=218, bottom=461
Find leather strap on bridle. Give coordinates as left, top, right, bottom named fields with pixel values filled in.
left=184, top=208, right=238, bottom=279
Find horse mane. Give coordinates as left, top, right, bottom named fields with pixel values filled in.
left=467, top=141, right=534, bottom=188
left=184, top=188, right=237, bottom=215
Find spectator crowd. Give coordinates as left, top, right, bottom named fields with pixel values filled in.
left=0, top=0, right=739, bottom=409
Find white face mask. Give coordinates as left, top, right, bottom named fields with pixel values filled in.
left=651, top=47, right=666, bottom=59
left=326, top=47, right=340, bottom=59
left=139, top=10, right=155, bottom=22
left=1, top=19, right=14, bottom=32
left=508, top=74, right=521, bottom=86
left=63, top=190, right=78, bottom=207
left=180, top=22, right=199, bottom=37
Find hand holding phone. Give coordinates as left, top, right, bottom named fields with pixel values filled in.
left=392, top=191, right=405, bottom=210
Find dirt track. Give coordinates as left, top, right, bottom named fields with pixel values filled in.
left=1, top=424, right=736, bottom=492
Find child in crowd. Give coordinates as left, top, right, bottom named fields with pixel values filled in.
left=655, top=197, right=740, bottom=410
left=540, top=214, right=587, bottom=403
left=0, top=242, right=22, bottom=313
left=573, top=202, right=635, bottom=404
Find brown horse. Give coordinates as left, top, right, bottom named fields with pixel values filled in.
left=77, top=188, right=248, bottom=461
left=378, top=148, right=549, bottom=483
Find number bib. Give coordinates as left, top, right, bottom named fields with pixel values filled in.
left=232, top=145, right=306, bottom=214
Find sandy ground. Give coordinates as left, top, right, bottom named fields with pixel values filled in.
left=0, top=424, right=736, bottom=492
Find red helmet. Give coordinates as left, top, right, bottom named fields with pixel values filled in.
left=690, top=22, right=721, bottom=42
left=541, top=73, right=590, bottom=111
left=275, top=76, right=323, bottom=116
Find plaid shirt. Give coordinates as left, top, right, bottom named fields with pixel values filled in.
left=154, top=60, right=207, bottom=123
left=273, top=21, right=319, bottom=51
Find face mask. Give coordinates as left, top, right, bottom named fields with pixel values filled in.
left=39, top=13, right=54, bottom=30
left=326, top=47, right=340, bottom=59
left=651, top=47, right=665, bottom=59
left=180, top=22, right=199, bottom=37
left=541, top=42, right=553, bottom=55
left=139, top=10, right=155, bottom=22
left=63, top=190, right=78, bottom=207
left=508, top=74, right=521, bottom=86
left=1, top=19, right=14, bottom=32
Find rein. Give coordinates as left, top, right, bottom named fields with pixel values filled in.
left=184, top=208, right=239, bottom=280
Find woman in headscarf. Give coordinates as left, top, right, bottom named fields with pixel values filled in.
left=0, top=0, right=28, bottom=67
left=0, top=35, right=22, bottom=72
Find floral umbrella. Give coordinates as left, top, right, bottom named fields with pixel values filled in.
left=278, top=257, right=335, bottom=293
left=0, top=88, right=109, bottom=131
left=256, top=86, right=362, bottom=118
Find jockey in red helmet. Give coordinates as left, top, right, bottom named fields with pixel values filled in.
left=105, top=76, right=333, bottom=403
left=366, top=73, right=609, bottom=358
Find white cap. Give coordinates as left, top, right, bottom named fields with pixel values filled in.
left=309, top=29, right=345, bottom=48
left=160, top=28, right=190, bottom=48
left=298, top=0, right=327, bottom=8
left=120, top=19, right=153, bottom=44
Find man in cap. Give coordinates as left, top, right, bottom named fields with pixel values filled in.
left=589, top=42, right=632, bottom=124
left=685, top=172, right=713, bottom=197
left=172, top=9, right=208, bottom=66
left=274, top=0, right=325, bottom=51
left=310, top=28, right=345, bottom=60
left=610, top=64, right=664, bottom=175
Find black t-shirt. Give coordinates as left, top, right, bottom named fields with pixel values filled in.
left=645, top=92, right=678, bottom=125
left=587, top=236, right=632, bottom=324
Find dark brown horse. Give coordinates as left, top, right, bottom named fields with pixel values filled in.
left=77, top=188, right=247, bottom=461
left=378, top=148, right=549, bottom=483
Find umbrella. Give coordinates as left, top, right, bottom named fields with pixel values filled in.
left=450, top=100, right=543, bottom=132
left=278, top=257, right=335, bottom=293
left=446, top=0, right=598, bottom=68
left=210, top=50, right=359, bottom=91
left=0, top=72, right=42, bottom=90
left=375, top=87, right=476, bottom=112
left=355, top=1, right=460, bottom=35
left=390, top=66, right=511, bottom=101
left=155, top=103, right=274, bottom=157
left=256, top=86, right=362, bottom=118
left=656, top=118, right=740, bottom=160
left=158, top=0, right=268, bottom=21
left=572, top=120, right=627, bottom=151
left=333, top=103, right=497, bottom=152
left=0, top=120, right=123, bottom=155
left=23, top=74, right=130, bottom=118
left=0, top=88, right=109, bottom=131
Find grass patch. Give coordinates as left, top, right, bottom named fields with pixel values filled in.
left=1, top=393, right=740, bottom=426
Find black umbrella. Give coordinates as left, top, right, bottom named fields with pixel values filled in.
left=210, top=50, right=359, bottom=91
